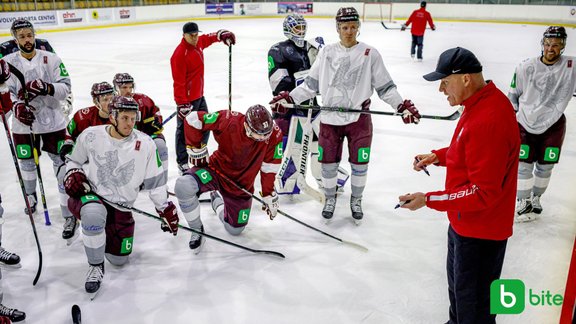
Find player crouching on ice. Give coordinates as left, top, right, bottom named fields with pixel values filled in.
left=174, top=105, right=283, bottom=253
left=63, top=95, right=179, bottom=297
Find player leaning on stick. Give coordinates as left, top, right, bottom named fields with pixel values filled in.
left=270, top=7, right=421, bottom=224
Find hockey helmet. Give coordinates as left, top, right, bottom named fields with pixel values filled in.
left=10, top=19, right=35, bottom=38
left=112, top=72, right=135, bottom=95
left=245, top=104, right=273, bottom=141
left=336, top=7, right=360, bottom=23
left=90, top=82, right=114, bottom=100
left=109, top=95, right=141, bottom=121
left=543, top=26, right=567, bottom=40
left=283, top=14, right=307, bottom=48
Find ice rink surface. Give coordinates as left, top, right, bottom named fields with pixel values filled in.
left=0, top=17, right=575, bottom=323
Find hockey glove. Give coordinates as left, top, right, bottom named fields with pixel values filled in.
left=0, top=59, right=9, bottom=84
left=26, top=79, right=54, bottom=97
left=64, top=168, right=92, bottom=198
left=187, top=146, right=209, bottom=167
left=401, top=24, right=407, bottom=31
left=397, top=99, right=421, bottom=124
left=177, top=103, right=193, bottom=120
left=14, top=101, right=36, bottom=126
left=431, top=25, right=436, bottom=31
left=0, top=92, right=12, bottom=116
left=269, top=91, right=293, bottom=114
left=59, top=139, right=75, bottom=162
left=141, top=113, right=164, bottom=135
left=217, top=29, right=236, bottom=46
left=157, top=201, right=179, bottom=235
left=261, top=192, right=279, bottom=220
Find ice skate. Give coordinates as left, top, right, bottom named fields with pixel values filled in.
left=350, top=196, right=363, bottom=226
left=63, top=216, right=80, bottom=246
left=531, top=195, right=542, bottom=214
left=515, top=198, right=536, bottom=223
left=85, top=262, right=104, bottom=300
left=322, top=196, right=337, bottom=224
left=0, top=304, right=26, bottom=322
left=23, top=192, right=37, bottom=215
left=189, top=225, right=205, bottom=255
left=0, top=247, right=21, bottom=269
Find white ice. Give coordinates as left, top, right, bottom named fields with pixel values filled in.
left=0, top=18, right=575, bottom=324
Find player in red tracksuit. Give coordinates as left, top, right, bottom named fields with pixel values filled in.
left=170, top=21, right=236, bottom=174
left=173, top=105, right=283, bottom=253
left=402, top=1, right=435, bottom=61
left=399, top=47, right=520, bottom=324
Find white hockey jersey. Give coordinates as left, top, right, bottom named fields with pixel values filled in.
left=66, top=125, right=167, bottom=209
left=4, top=49, right=71, bottom=134
left=290, top=41, right=403, bottom=126
left=508, top=55, right=576, bottom=134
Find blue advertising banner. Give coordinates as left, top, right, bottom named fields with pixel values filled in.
left=206, top=3, right=234, bottom=15
left=277, top=2, right=313, bottom=14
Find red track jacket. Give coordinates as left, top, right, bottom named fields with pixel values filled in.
left=405, top=8, right=435, bottom=37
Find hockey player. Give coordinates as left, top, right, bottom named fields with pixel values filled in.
left=170, top=22, right=236, bottom=174
left=3, top=19, right=74, bottom=240
left=268, top=13, right=349, bottom=199
left=0, top=60, right=26, bottom=323
left=270, top=7, right=421, bottom=224
left=401, top=1, right=436, bottom=62
left=63, top=95, right=180, bottom=296
left=0, top=19, right=73, bottom=119
left=508, top=26, right=576, bottom=222
left=112, top=73, right=168, bottom=178
left=174, top=105, right=282, bottom=252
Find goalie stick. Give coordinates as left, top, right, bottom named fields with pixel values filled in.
left=4, top=63, right=43, bottom=285
left=102, top=198, right=285, bottom=259
left=209, top=166, right=368, bottom=252
left=285, top=103, right=461, bottom=121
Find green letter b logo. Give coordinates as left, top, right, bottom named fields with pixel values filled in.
left=490, top=279, right=525, bottom=314
left=543, top=147, right=559, bottom=162
left=519, top=144, right=529, bottom=160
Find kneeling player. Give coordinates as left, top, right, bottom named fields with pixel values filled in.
left=63, top=96, right=179, bottom=296
left=174, top=105, right=282, bottom=252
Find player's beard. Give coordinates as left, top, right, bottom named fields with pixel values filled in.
left=19, top=41, right=35, bottom=54
left=543, top=51, right=561, bottom=64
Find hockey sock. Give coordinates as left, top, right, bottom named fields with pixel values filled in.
left=350, top=163, right=368, bottom=198
left=533, top=162, right=554, bottom=197
left=517, top=162, right=534, bottom=199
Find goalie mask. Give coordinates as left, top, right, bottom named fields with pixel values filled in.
left=283, top=14, right=307, bottom=48
left=245, top=104, right=273, bottom=142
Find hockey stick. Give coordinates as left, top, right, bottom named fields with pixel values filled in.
left=228, top=44, right=232, bottom=111
left=167, top=190, right=210, bottom=203
left=0, top=105, right=43, bottom=286
left=162, top=110, right=177, bottom=126
left=101, top=198, right=285, bottom=259
left=208, top=166, right=368, bottom=252
left=7, top=63, right=51, bottom=226
left=285, top=103, right=460, bottom=121
left=381, top=22, right=432, bottom=30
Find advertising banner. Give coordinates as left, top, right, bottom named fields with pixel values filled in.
left=88, top=8, right=114, bottom=23
left=206, top=3, right=234, bottom=15
left=277, top=2, right=313, bottom=14
left=0, top=11, right=57, bottom=29
left=60, top=10, right=86, bottom=24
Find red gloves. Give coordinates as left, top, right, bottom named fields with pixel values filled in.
left=269, top=91, right=294, bottom=114
left=157, top=201, right=179, bottom=235
left=177, top=103, right=192, bottom=120
left=397, top=99, right=421, bottom=124
left=187, top=146, right=209, bottom=167
left=217, top=29, right=236, bottom=45
left=0, top=59, right=9, bottom=83
left=64, top=168, right=91, bottom=198
left=26, top=79, right=54, bottom=97
left=14, top=101, right=35, bottom=126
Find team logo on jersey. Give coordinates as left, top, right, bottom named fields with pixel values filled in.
left=268, top=56, right=275, bottom=72
left=59, top=62, right=69, bottom=77
left=510, top=73, right=517, bottom=89
left=121, top=237, right=134, bottom=254
left=318, top=146, right=323, bottom=161
left=135, top=140, right=141, bottom=151
left=543, top=147, right=560, bottom=162
left=358, top=147, right=370, bottom=163
left=519, top=144, right=530, bottom=160
left=364, top=49, right=370, bottom=56
left=203, top=112, right=219, bottom=124
left=237, top=208, right=250, bottom=224
left=80, top=194, right=100, bottom=204
left=67, top=119, right=77, bottom=135
left=16, top=144, right=32, bottom=159
left=156, top=150, right=162, bottom=167
left=195, top=169, right=213, bottom=184
left=274, top=142, right=283, bottom=159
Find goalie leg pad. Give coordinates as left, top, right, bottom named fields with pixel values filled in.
left=517, top=162, right=534, bottom=199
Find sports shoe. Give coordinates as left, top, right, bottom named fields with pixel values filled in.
left=0, top=247, right=21, bottom=268
left=322, top=196, right=337, bottom=220
left=532, top=195, right=542, bottom=214
left=189, top=225, right=205, bottom=254
left=0, top=304, right=26, bottom=322
left=85, top=262, right=104, bottom=294
left=515, top=198, right=532, bottom=216
left=23, top=193, right=37, bottom=215
left=210, top=191, right=224, bottom=214
left=62, top=216, right=79, bottom=240
left=350, top=196, right=363, bottom=224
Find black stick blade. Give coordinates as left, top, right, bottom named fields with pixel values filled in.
left=72, top=304, right=81, bottom=324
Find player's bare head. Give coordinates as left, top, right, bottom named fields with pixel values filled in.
left=183, top=22, right=200, bottom=46
left=91, top=82, right=114, bottom=114
left=109, top=95, right=140, bottom=138
left=113, top=73, right=135, bottom=96
left=541, top=26, right=567, bottom=64
left=336, top=7, right=360, bottom=45
left=244, top=104, right=273, bottom=142
left=11, top=19, right=35, bottom=54
left=283, top=14, right=307, bottom=48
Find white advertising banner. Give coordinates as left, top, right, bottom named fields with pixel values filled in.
left=59, top=10, right=87, bottom=25
left=87, top=8, right=114, bottom=23
left=0, top=11, right=58, bottom=29
left=116, top=8, right=136, bottom=21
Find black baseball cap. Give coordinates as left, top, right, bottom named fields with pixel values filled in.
left=423, top=47, right=483, bottom=81
left=183, top=22, right=200, bottom=34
